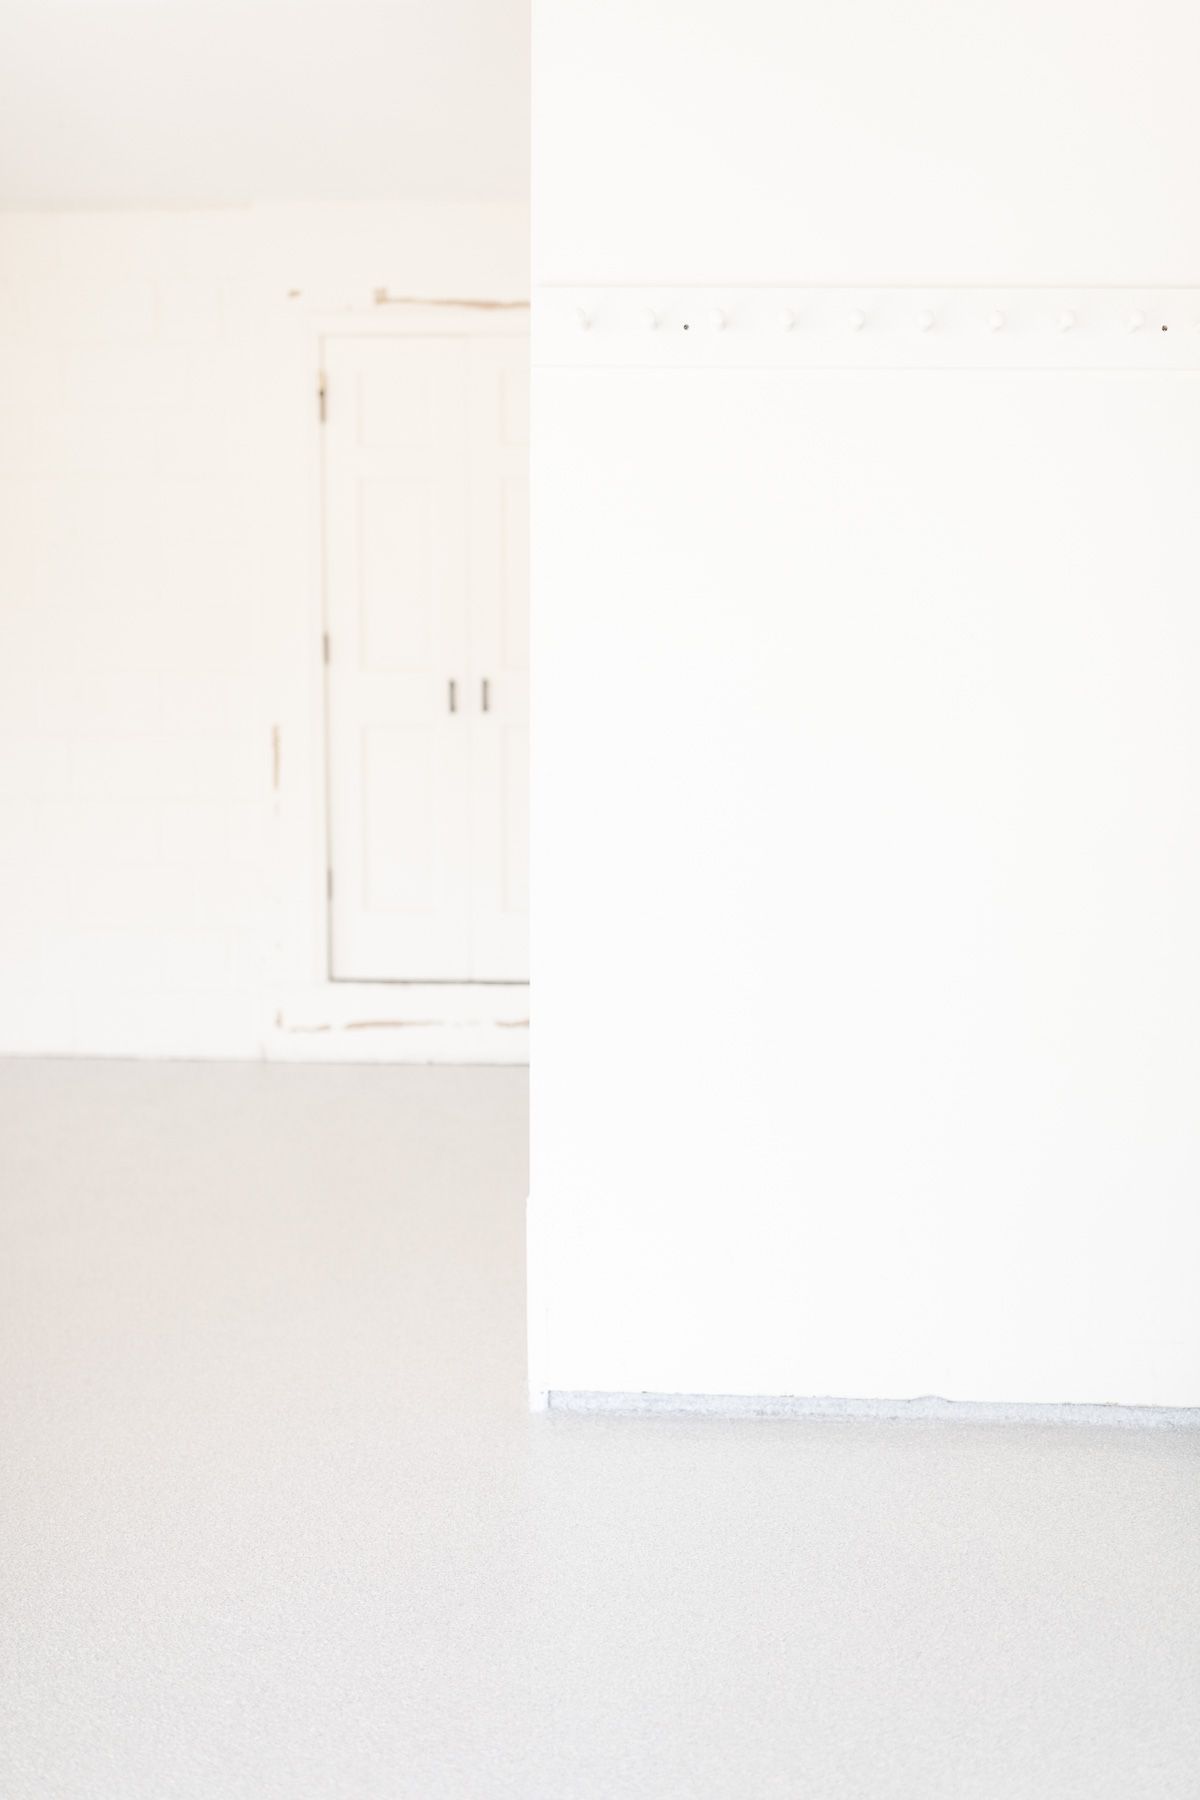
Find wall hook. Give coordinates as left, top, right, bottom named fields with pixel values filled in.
left=1058, top=308, right=1077, bottom=333
left=1127, top=310, right=1146, bottom=333
left=779, top=308, right=795, bottom=332
left=575, top=306, right=591, bottom=331
left=643, top=307, right=659, bottom=331
left=988, top=309, right=1006, bottom=333
left=710, top=308, right=726, bottom=331
left=917, top=309, right=935, bottom=333
left=848, top=308, right=866, bottom=332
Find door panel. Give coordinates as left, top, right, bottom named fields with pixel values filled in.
left=361, top=724, right=436, bottom=912
left=324, top=332, right=528, bottom=982
left=358, top=478, right=436, bottom=670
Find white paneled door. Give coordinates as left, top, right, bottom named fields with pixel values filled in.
left=323, top=332, right=528, bottom=981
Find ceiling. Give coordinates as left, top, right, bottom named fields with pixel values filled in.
left=0, top=1, right=529, bottom=208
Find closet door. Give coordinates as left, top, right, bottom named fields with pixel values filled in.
left=324, top=336, right=472, bottom=980
left=323, top=331, right=529, bottom=983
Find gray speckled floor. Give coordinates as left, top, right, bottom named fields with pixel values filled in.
left=2, top=1060, right=1198, bottom=1799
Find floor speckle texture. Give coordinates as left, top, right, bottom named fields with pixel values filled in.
left=2, top=1060, right=1198, bottom=1798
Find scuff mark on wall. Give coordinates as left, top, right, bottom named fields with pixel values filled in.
left=371, top=288, right=529, bottom=310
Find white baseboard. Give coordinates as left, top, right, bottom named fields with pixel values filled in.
left=545, top=1391, right=1200, bottom=1429
left=268, top=980, right=529, bottom=1063
left=0, top=983, right=529, bottom=1064
left=265, top=1020, right=528, bottom=1064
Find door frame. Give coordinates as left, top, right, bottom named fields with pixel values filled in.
left=268, top=300, right=530, bottom=1062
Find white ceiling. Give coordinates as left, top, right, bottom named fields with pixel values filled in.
left=0, top=1, right=529, bottom=208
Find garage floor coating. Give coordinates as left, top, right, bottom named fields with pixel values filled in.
left=2, top=1061, right=1198, bottom=1799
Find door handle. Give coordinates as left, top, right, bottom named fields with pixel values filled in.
left=481, top=678, right=490, bottom=714
left=448, top=679, right=457, bottom=714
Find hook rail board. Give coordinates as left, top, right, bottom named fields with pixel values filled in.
left=534, top=287, right=1200, bottom=369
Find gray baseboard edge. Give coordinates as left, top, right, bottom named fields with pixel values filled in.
left=545, top=1390, right=1200, bottom=1429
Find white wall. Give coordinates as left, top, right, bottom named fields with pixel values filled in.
left=534, top=0, right=1200, bottom=288
left=0, top=1, right=529, bottom=209
left=0, top=202, right=528, bottom=1059
left=531, top=0, right=1200, bottom=1406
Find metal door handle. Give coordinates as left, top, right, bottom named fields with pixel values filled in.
left=481, top=678, right=490, bottom=713
left=448, top=679, right=457, bottom=713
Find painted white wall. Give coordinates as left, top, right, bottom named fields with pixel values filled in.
left=534, top=0, right=1200, bottom=288
left=531, top=0, right=1200, bottom=1406
left=0, top=202, right=529, bottom=1059
left=0, top=1, right=529, bottom=208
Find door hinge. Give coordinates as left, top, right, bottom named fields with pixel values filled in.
left=317, top=372, right=327, bottom=424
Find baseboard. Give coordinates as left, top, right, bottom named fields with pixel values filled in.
left=545, top=1391, right=1200, bottom=1429
left=268, top=980, right=529, bottom=1063
left=265, top=1020, right=528, bottom=1064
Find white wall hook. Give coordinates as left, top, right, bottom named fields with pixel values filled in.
left=1127, top=309, right=1146, bottom=334
left=575, top=306, right=591, bottom=332
left=988, top=309, right=1006, bottom=333
left=779, top=308, right=795, bottom=332
left=917, top=309, right=935, bottom=333
left=848, top=308, right=866, bottom=332
left=643, top=307, right=659, bottom=331
left=1058, top=308, right=1077, bottom=333
left=710, top=308, right=726, bottom=331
